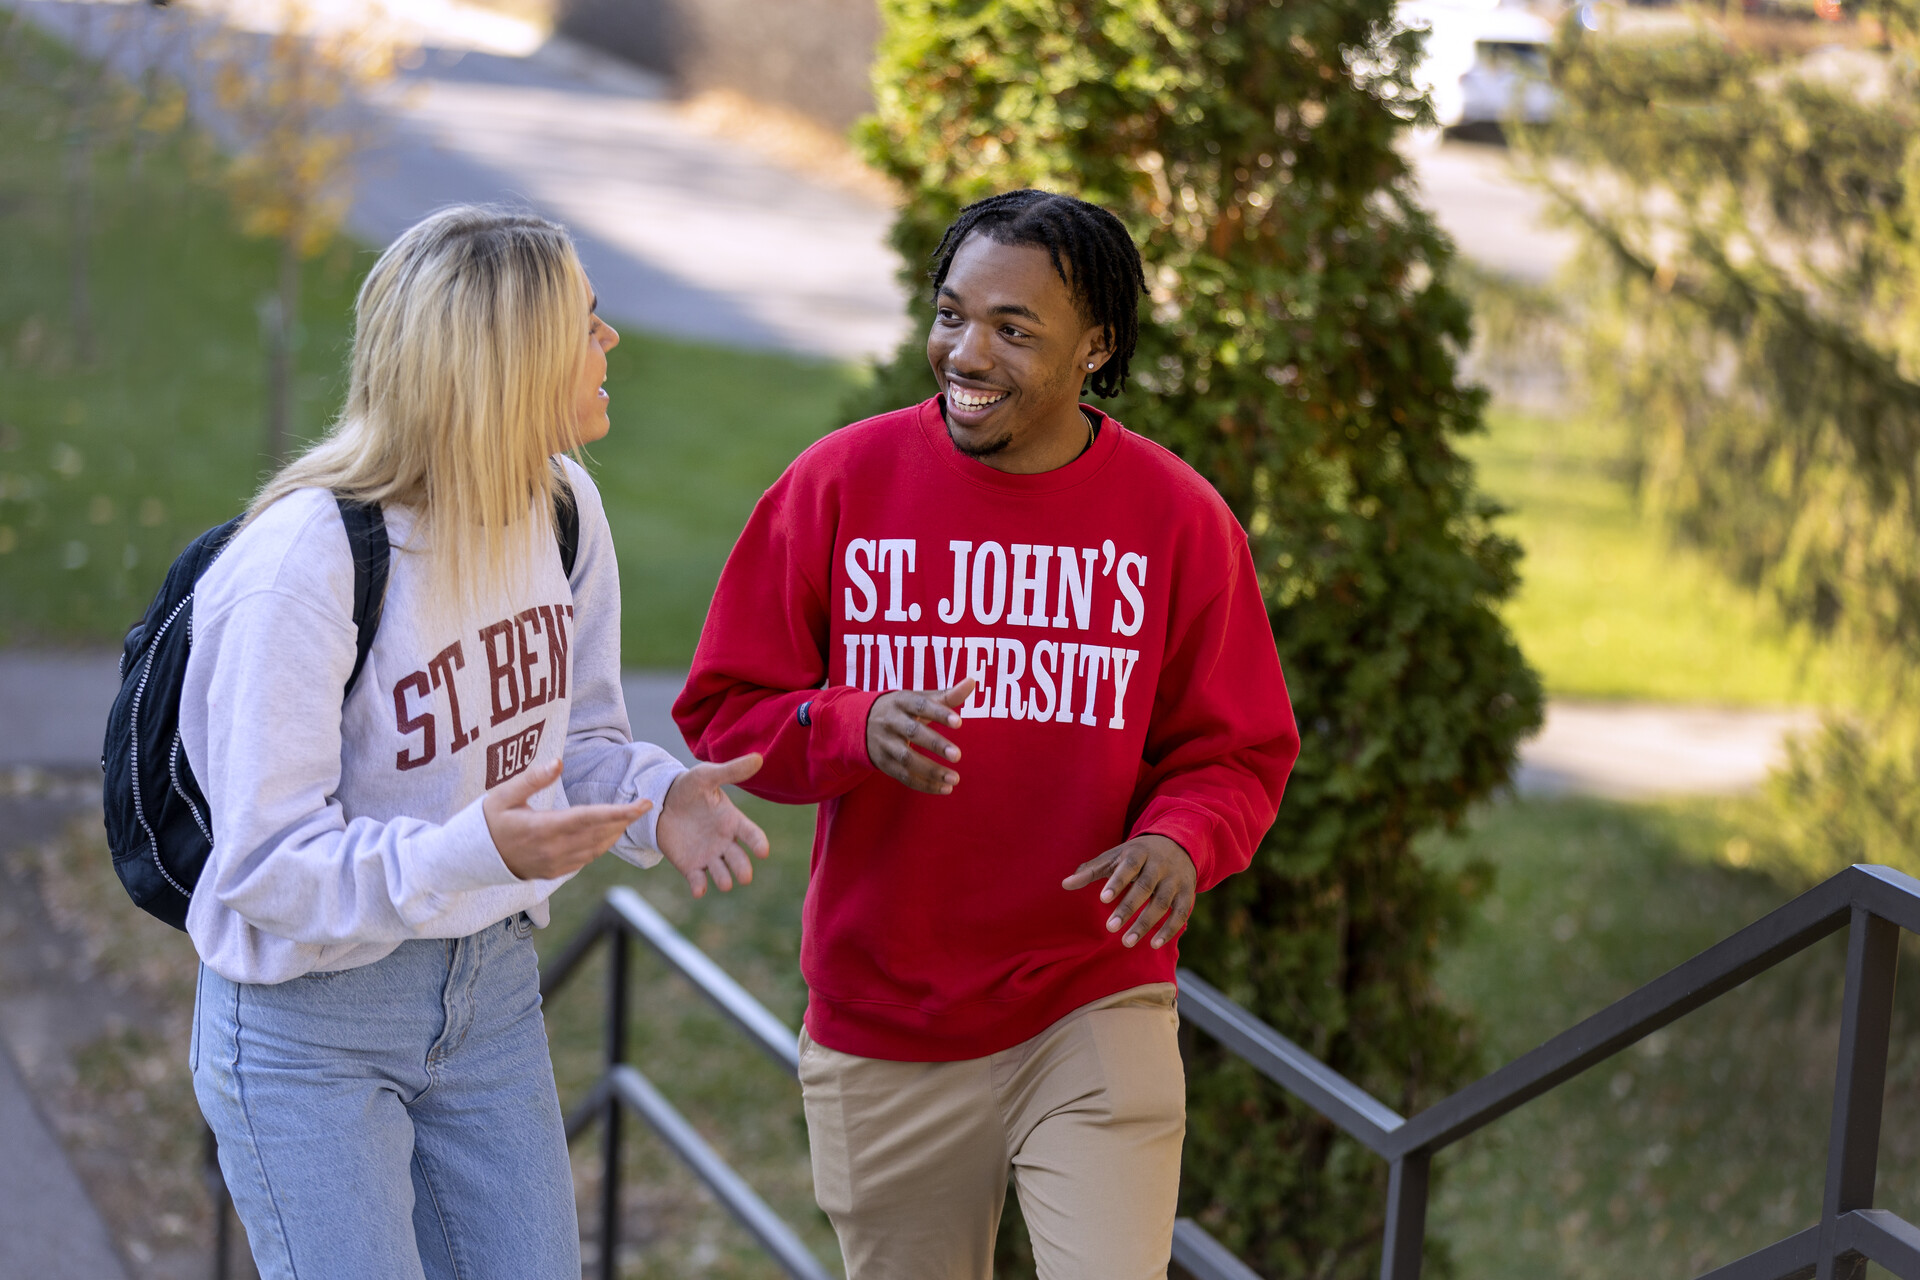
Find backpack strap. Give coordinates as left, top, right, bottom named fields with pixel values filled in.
left=336, top=496, right=390, bottom=697
left=333, top=474, right=562, bottom=701
left=552, top=461, right=580, bottom=581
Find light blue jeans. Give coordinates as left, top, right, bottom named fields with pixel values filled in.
left=191, top=915, right=580, bottom=1280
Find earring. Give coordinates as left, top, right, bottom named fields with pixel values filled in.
left=1086, top=362, right=1095, bottom=369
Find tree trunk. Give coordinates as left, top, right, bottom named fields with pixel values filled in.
left=264, top=234, right=300, bottom=465
left=68, top=124, right=95, bottom=366
left=63, top=5, right=101, bottom=368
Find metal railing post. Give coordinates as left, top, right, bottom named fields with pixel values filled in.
left=1816, top=908, right=1900, bottom=1280
left=1379, top=1150, right=1431, bottom=1280
left=598, top=926, right=631, bottom=1280
left=540, top=892, right=834, bottom=1279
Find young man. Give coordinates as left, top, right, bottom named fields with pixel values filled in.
left=674, top=190, right=1298, bottom=1279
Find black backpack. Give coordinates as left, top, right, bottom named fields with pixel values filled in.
left=102, top=484, right=579, bottom=930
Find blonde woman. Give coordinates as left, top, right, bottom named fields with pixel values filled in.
left=181, top=206, right=767, bottom=1279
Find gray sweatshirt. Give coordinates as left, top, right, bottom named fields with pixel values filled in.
left=181, top=457, right=684, bottom=983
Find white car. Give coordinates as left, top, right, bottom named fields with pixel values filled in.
left=1399, top=0, right=1558, bottom=129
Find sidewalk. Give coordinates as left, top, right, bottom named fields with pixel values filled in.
left=10, top=0, right=1577, bottom=370
left=0, top=1043, right=131, bottom=1279
left=10, top=0, right=910, bottom=363
left=0, top=651, right=695, bottom=768
left=0, top=770, right=137, bottom=1280
left=2, top=648, right=1816, bottom=797
left=1514, top=702, right=1817, bottom=800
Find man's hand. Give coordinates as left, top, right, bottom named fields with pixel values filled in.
left=1062, top=834, right=1197, bottom=949
left=866, top=680, right=973, bottom=795
left=657, top=754, right=771, bottom=898
left=483, top=760, right=652, bottom=881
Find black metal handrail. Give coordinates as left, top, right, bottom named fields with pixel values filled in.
left=540, top=884, right=833, bottom=1280
left=1169, top=862, right=1920, bottom=1280
left=208, top=861, right=1920, bottom=1280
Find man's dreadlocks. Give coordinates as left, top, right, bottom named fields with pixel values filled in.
left=928, top=190, right=1147, bottom=399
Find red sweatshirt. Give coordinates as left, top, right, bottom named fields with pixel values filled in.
left=674, top=397, right=1298, bottom=1061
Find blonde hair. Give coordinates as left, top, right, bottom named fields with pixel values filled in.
left=250, top=205, right=585, bottom=602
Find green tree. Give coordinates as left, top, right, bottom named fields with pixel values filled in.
left=851, top=3, right=1542, bottom=1273
left=1521, top=8, right=1920, bottom=884
left=211, top=0, right=398, bottom=464
left=2, top=4, right=190, bottom=365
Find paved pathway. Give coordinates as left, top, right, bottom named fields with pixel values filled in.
left=1406, top=134, right=1575, bottom=284
left=13, top=0, right=1574, bottom=370
left=6, top=649, right=1819, bottom=799
left=10, top=0, right=910, bottom=362
left=1514, top=702, right=1818, bottom=800
left=0, top=770, right=138, bottom=1280
left=0, top=1041, right=132, bottom=1279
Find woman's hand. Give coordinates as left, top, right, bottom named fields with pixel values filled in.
left=482, top=760, right=651, bottom=881
left=657, top=754, right=771, bottom=898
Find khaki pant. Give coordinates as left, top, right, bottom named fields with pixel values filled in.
left=798, top=984, right=1185, bottom=1280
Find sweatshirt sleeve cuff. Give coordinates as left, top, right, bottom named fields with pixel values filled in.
left=413, top=798, right=524, bottom=904
left=1131, top=801, right=1230, bottom=892
left=811, top=685, right=883, bottom=780
left=611, top=752, right=687, bottom=870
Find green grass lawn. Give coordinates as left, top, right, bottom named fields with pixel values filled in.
left=1419, top=797, right=1920, bottom=1278
left=0, top=26, right=861, bottom=664
left=0, top=30, right=362, bottom=643
left=1466, top=407, right=1854, bottom=708
left=577, top=344, right=863, bottom=665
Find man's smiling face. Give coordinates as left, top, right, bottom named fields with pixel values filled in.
left=925, top=232, right=1108, bottom=475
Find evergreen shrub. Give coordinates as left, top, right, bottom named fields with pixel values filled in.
left=849, top=2, right=1543, bottom=1273
left=1525, top=7, right=1920, bottom=886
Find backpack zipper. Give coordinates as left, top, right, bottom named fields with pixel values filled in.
left=127, top=592, right=197, bottom=901
left=169, top=733, right=214, bottom=847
